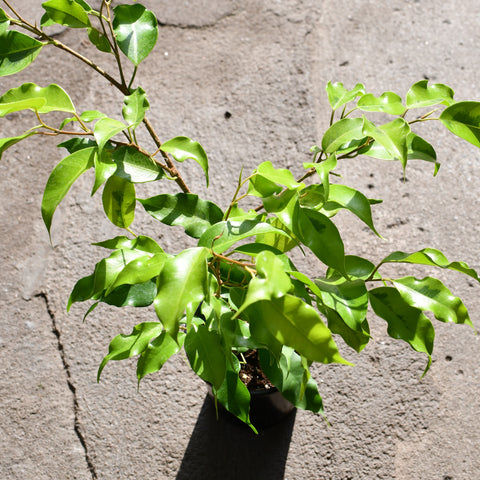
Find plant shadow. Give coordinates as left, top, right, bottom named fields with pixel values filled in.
left=176, top=395, right=296, bottom=480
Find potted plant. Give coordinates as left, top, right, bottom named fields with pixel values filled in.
left=1, top=0, right=478, bottom=434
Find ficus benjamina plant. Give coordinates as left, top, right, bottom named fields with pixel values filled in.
left=1, top=0, right=479, bottom=433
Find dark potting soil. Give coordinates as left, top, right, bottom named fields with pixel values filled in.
left=238, top=350, right=274, bottom=391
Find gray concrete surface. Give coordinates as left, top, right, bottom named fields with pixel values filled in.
left=1, top=1, right=479, bottom=478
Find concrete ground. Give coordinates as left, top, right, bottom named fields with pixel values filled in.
left=1, top=0, right=479, bottom=478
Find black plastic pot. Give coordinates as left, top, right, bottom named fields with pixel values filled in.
left=206, top=384, right=296, bottom=429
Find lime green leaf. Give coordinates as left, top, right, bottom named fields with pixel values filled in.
left=255, top=217, right=298, bottom=253
left=93, top=117, right=126, bottom=154
left=0, top=31, right=43, bottom=76
left=259, top=347, right=324, bottom=413
left=440, top=101, right=480, bottom=148
left=42, top=147, right=95, bottom=234
left=112, top=145, right=163, bottom=183
left=303, top=154, right=337, bottom=201
left=97, top=322, right=163, bottom=381
left=0, top=9, right=10, bottom=34
left=0, top=131, right=35, bottom=161
left=101, top=280, right=157, bottom=308
left=160, top=136, right=209, bottom=186
left=106, top=253, right=167, bottom=295
left=406, top=80, right=455, bottom=108
left=369, top=286, right=434, bottom=375
left=293, top=206, right=346, bottom=276
left=80, top=110, right=107, bottom=122
left=0, top=83, right=75, bottom=116
left=326, top=255, right=377, bottom=281
left=137, top=330, right=182, bottom=382
left=214, top=353, right=255, bottom=432
left=254, top=161, right=304, bottom=190
left=184, top=323, right=226, bottom=390
left=363, top=117, right=410, bottom=171
left=122, top=87, right=149, bottom=128
left=246, top=294, right=352, bottom=365
left=139, top=193, right=223, bottom=239
left=358, top=91, right=406, bottom=115
left=380, top=248, right=479, bottom=282
left=321, top=117, right=364, bottom=153
left=94, top=235, right=164, bottom=254
left=92, top=147, right=116, bottom=195
left=102, top=175, right=136, bottom=228
left=41, top=0, right=90, bottom=28
left=392, top=276, right=473, bottom=327
left=112, top=4, right=158, bottom=66
left=198, top=217, right=292, bottom=254
left=154, top=247, right=210, bottom=338
left=326, top=81, right=365, bottom=110
left=247, top=173, right=282, bottom=197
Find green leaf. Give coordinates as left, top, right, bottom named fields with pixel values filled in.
left=392, top=276, right=473, bottom=327
left=254, top=217, right=298, bottom=253
left=303, top=154, right=337, bottom=201
left=112, top=4, right=158, bottom=66
left=214, top=353, right=255, bottom=432
left=41, top=0, right=90, bottom=28
left=0, top=9, right=9, bottom=34
left=246, top=294, right=352, bottom=365
left=0, top=131, right=35, bottom=161
left=94, top=235, right=164, bottom=254
left=41, top=147, right=95, bottom=234
left=293, top=206, right=346, bottom=276
left=154, top=247, right=210, bottom=338
left=97, top=322, right=163, bottom=381
left=139, top=193, right=223, bottom=239
left=321, top=117, right=365, bottom=153
left=253, top=161, right=304, bottom=191
left=101, top=280, right=157, bottom=308
left=440, top=101, right=480, bottom=148
left=184, top=323, right=226, bottom=390
left=137, top=330, right=182, bottom=382
left=160, top=136, right=209, bottom=187
left=122, top=87, right=149, bottom=129
left=93, top=117, right=126, bottom=154
left=0, top=31, right=43, bottom=77
left=362, top=117, right=410, bottom=171
left=0, top=83, right=75, bottom=116
left=112, top=145, right=163, bottom=183
left=369, top=286, right=434, bottom=375
left=102, top=175, right=136, bottom=228
left=406, top=80, right=455, bottom=108
left=258, top=347, right=324, bottom=413
left=198, top=217, right=292, bottom=254
left=92, top=147, right=116, bottom=195
left=87, top=27, right=111, bottom=53
left=380, top=248, right=479, bottom=282
left=326, top=81, right=365, bottom=110
left=358, top=91, right=406, bottom=115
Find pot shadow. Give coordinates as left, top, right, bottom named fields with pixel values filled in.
left=176, top=395, right=296, bottom=480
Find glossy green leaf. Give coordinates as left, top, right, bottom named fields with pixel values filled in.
left=326, top=255, right=377, bottom=281
left=154, top=247, right=210, bottom=338
left=0, top=9, right=9, bottom=34
left=93, top=117, right=126, bottom=154
left=112, top=145, right=163, bottom=183
left=184, top=323, right=226, bottom=390
left=369, top=286, right=434, bottom=375
left=87, top=27, right=111, bottom=53
left=97, top=322, right=163, bottom=381
left=293, top=206, right=346, bottom=275
left=259, top=347, right=324, bottom=413
left=254, top=217, right=298, bottom=253
left=215, top=353, right=255, bottom=432
left=122, top=87, right=149, bottom=128
left=112, top=4, right=158, bottom=66
left=0, top=31, right=43, bottom=76
left=0, top=131, right=35, bottom=160
left=102, top=175, right=136, bottom=228
left=106, top=253, right=167, bottom=295
left=246, top=294, right=352, bottom=365
left=139, top=193, right=224, bottom=238
left=392, top=276, right=473, bottom=327
left=321, top=117, right=364, bottom=153
left=101, top=280, right=157, bottom=308
left=440, top=101, right=480, bottom=148
left=303, top=154, right=337, bottom=201
left=94, top=235, right=164, bottom=254
left=92, top=147, right=116, bottom=195
left=326, top=81, right=365, bottom=110
left=198, top=217, right=291, bottom=254
left=42, top=147, right=95, bottom=234
left=160, top=136, right=209, bottom=186
left=363, top=117, right=410, bottom=171
left=406, top=80, right=455, bottom=108
left=254, top=161, right=303, bottom=190
left=41, top=0, right=90, bottom=28
left=137, top=330, right=182, bottom=382
left=358, top=91, right=406, bottom=115
left=380, top=248, right=479, bottom=282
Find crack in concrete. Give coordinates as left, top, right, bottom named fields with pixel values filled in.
left=35, top=292, right=98, bottom=480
